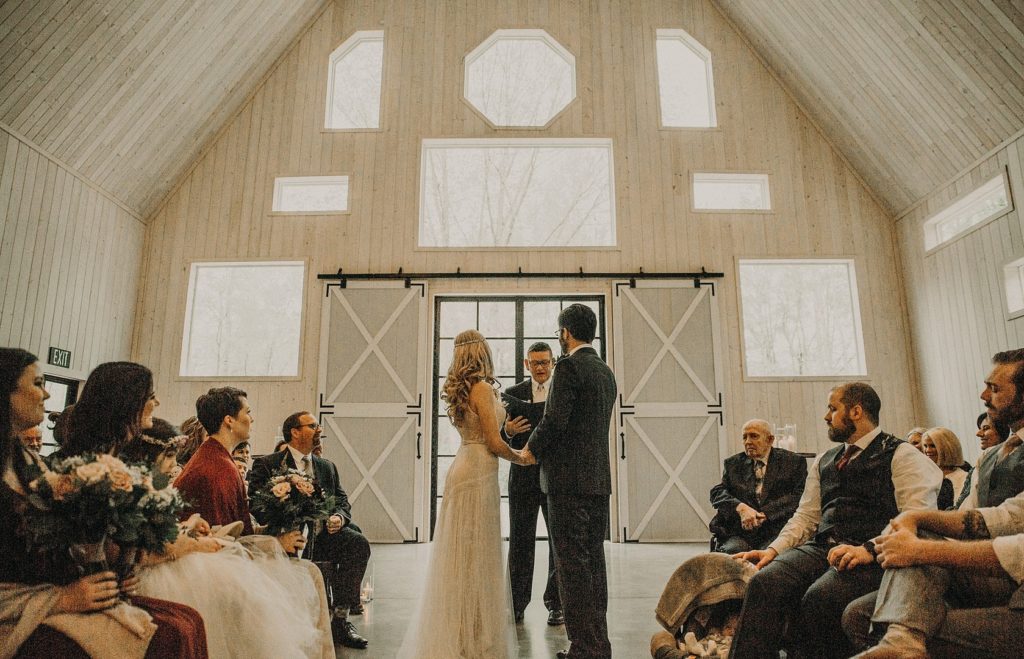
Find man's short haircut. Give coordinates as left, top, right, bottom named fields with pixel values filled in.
left=835, top=382, right=881, bottom=425
left=977, top=412, right=989, bottom=428
left=526, top=341, right=553, bottom=356
left=282, top=411, right=312, bottom=442
left=993, top=349, right=1024, bottom=397
left=195, top=387, right=248, bottom=435
left=558, top=304, right=597, bottom=343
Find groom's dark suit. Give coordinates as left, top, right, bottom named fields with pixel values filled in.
left=527, top=346, right=617, bottom=659
left=248, top=449, right=370, bottom=610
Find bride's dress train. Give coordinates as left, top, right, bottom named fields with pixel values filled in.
left=399, top=394, right=517, bottom=658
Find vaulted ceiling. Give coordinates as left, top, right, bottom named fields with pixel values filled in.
left=2, top=0, right=1022, bottom=220
left=714, top=0, right=1024, bottom=217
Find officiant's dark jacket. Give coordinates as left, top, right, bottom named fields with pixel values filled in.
left=247, top=449, right=354, bottom=525
left=709, top=447, right=807, bottom=547
left=502, top=379, right=545, bottom=492
left=527, top=347, right=617, bottom=496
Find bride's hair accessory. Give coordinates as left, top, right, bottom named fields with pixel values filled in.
left=454, top=337, right=484, bottom=347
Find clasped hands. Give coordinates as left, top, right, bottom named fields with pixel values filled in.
left=516, top=446, right=537, bottom=466
left=736, top=503, right=766, bottom=531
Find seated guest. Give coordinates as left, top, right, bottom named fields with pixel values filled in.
left=976, top=410, right=1008, bottom=451
left=233, top=456, right=249, bottom=481
left=920, top=427, right=971, bottom=509
left=904, top=427, right=926, bottom=452
left=249, top=412, right=371, bottom=650
left=709, top=419, right=807, bottom=553
left=18, top=424, right=42, bottom=454
left=177, top=416, right=206, bottom=466
left=0, top=349, right=208, bottom=659
left=231, top=440, right=251, bottom=465
left=273, top=438, right=289, bottom=453
left=844, top=348, right=1024, bottom=658
left=730, top=382, right=941, bottom=659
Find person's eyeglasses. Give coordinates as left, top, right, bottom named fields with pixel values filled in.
left=528, top=360, right=553, bottom=368
left=298, top=422, right=321, bottom=431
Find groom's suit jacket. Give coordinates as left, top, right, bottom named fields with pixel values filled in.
left=527, top=347, right=617, bottom=496
left=247, top=449, right=354, bottom=523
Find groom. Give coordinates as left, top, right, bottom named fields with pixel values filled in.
left=523, top=303, right=617, bottom=659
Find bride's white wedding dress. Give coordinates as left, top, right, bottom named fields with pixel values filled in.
left=399, top=393, right=517, bottom=658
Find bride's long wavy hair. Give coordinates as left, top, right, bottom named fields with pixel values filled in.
left=442, top=330, right=498, bottom=426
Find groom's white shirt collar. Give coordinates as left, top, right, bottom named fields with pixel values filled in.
left=568, top=343, right=593, bottom=356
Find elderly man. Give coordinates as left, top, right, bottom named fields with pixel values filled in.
left=845, top=348, right=1024, bottom=658
left=710, top=419, right=807, bottom=554
left=19, top=425, right=43, bottom=454
left=729, top=382, right=941, bottom=659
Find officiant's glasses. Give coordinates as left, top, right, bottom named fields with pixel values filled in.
left=528, top=359, right=553, bottom=367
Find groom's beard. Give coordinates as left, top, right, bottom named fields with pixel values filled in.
left=558, top=334, right=569, bottom=355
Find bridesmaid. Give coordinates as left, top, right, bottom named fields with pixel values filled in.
left=0, top=347, right=209, bottom=659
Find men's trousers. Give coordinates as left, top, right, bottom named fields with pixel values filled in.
left=730, top=542, right=883, bottom=659
left=508, top=479, right=561, bottom=614
left=311, top=526, right=371, bottom=610
left=547, top=494, right=611, bottom=659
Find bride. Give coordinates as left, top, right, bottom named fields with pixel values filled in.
left=400, top=330, right=533, bottom=658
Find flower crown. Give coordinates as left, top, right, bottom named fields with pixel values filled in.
left=454, top=338, right=484, bottom=347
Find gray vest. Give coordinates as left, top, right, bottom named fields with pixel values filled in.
left=976, top=444, right=1024, bottom=508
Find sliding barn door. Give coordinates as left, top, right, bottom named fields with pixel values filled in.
left=612, top=280, right=726, bottom=542
left=318, top=281, right=429, bottom=542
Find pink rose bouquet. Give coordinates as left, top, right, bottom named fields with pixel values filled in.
left=249, top=468, right=336, bottom=536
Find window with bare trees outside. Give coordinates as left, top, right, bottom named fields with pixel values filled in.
left=418, top=138, right=616, bottom=248
left=179, top=261, right=305, bottom=377
left=739, top=259, right=867, bottom=378
left=325, top=30, right=383, bottom=130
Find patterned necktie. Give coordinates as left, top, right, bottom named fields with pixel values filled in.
left=753, top=459, right=766, bottom=500
left=999, top=435, right=1023, bottom=462
left=301, top=454, right=313, bottom=478
left=836, top=444, right=861, bottom=471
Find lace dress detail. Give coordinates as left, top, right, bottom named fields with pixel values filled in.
left=399, top=393, right=516, bottom=658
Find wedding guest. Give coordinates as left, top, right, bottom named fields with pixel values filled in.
left=249, top=411, right=370, bottom=650
left=177, top=416, right=207, bottom=466
left=273, top=438, right=289, bottom=453
left=920, top=427, right=971, bottom=510
left=905, top=427, right=926, bottom=452
left=233, top=456, right=249, bottom=481
left=231, top=441, right=251, bottom=465
left=0, top=349, right=208, bottom=659
left=146, top=417, right=180, bottom=441
left=19, top=424, right=43, bottom=453
left=976, top=411, right=1007, bottom=451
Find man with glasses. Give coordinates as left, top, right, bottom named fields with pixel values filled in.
left=249, top=411, right=371, bottom=650
left=502, top=341, right=564, bottom=626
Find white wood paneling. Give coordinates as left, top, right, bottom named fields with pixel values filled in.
left=715, top=0, right=1024, bottom=216
left=133, top=0, right=921, bottom=458
left=0, top=127, right=143, bottom=379
left=0, top=0, right=326, bottom=217
left=898, top=134, right=1024, bottom=464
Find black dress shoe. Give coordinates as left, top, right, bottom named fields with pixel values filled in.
left=547, top=609, right=565, bottom=626
left=514, top=610, right=525, bottom=624
left=332, top=618, right=369, bottom=649
left=556, top=650, right=570, bottom=659
left=349, top=602, right=364, bottom=615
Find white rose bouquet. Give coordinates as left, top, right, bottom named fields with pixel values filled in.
left=248, top=468, right=336, bottom=537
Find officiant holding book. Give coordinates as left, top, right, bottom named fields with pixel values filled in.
left=501, top=341, right=564, bottom=626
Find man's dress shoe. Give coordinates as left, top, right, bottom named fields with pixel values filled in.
left=331, top=618, right=368, bottom=649
left=514, top=610, right=525, bottom=624
left=556, top=650, right=570, bottom=659
left=547, top=609, right=565, bottom=626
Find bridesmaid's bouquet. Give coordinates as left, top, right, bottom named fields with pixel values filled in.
left=249, top=468, right=335, bottom=536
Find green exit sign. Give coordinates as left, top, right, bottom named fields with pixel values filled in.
left=47, top=347, right=72, bottom=369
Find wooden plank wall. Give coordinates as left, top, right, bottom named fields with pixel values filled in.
left=897, top=134, right=1024, bottom=464
left=0, top=127, right=144, bottom=380
left=134, top=0, right=920, bottom=459
left=715, top=0, right=1024, bottom=216
left=0, top=0, right=326, bottom=217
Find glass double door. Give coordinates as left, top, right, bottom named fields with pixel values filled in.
left=431, top=295, right=606, bottom=539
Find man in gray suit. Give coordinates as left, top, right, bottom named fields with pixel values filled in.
left=523, top=304, right=617, bottom=659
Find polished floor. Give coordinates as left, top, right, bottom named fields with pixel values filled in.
left=336, top=541, right=707, bottom=658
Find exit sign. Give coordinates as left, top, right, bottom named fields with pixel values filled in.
left=47, top=347, right=72, bottom=368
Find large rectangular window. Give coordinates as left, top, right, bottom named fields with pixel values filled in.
left=739, top=259, right=867, bottom=378
left=432, top=296, right=605, bottom=539
left=180, top=261, right=305, bottom=377
left=1004, top=256, right=1024, bottom=320
left=418, top=138, right=616, bottom=248
left=923, top=173, right=1012, bottom=252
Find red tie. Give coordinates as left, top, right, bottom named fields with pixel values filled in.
left=836, top=444, right=860, bottom=471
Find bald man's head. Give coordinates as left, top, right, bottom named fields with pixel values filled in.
left=20, top=426, right=43, bottom=453
left=741, top=419, right=774, bottom=460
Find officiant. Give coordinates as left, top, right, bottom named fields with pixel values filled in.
left=501, top=341, right=564, bottom=626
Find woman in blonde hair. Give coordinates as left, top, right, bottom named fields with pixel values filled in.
left=921, top=426, right=972, bottom=509
left=400, top=329, right=531, bottom=658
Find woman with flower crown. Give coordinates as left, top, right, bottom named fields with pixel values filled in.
left=0, top=348, right=209, bottom=659
left=399, top=330, right=533, bottom=658
left=58, top=361, right=333, bottom=659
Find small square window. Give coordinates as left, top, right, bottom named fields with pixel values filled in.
left=693, top=173, right=771, bottom=211
left=923, top=173, right=1012, bottom=252
left=739, top=259, right=867, bottom=378
left=180, top=262, right=305, bottom=377
left=272, top=176, right=349, bottom=213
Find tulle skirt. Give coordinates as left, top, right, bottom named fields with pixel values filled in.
left=399, top=443, right=517, bottom=658
left=137, top=537, right=325, bottom=659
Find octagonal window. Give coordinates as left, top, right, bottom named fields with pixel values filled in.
left=464, top=29, right=576, bottom=128
left=325, top=30, right=384, bottom=129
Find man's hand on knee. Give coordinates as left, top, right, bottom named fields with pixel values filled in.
left=734, top=547, right=777, bottom=569
left=827, top=543, right=874, bottom=571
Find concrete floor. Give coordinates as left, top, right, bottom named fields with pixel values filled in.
left=337, top=541, right=707, bottom=659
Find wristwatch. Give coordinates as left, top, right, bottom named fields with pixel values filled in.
left=862, top=540, right=877, bottom=559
